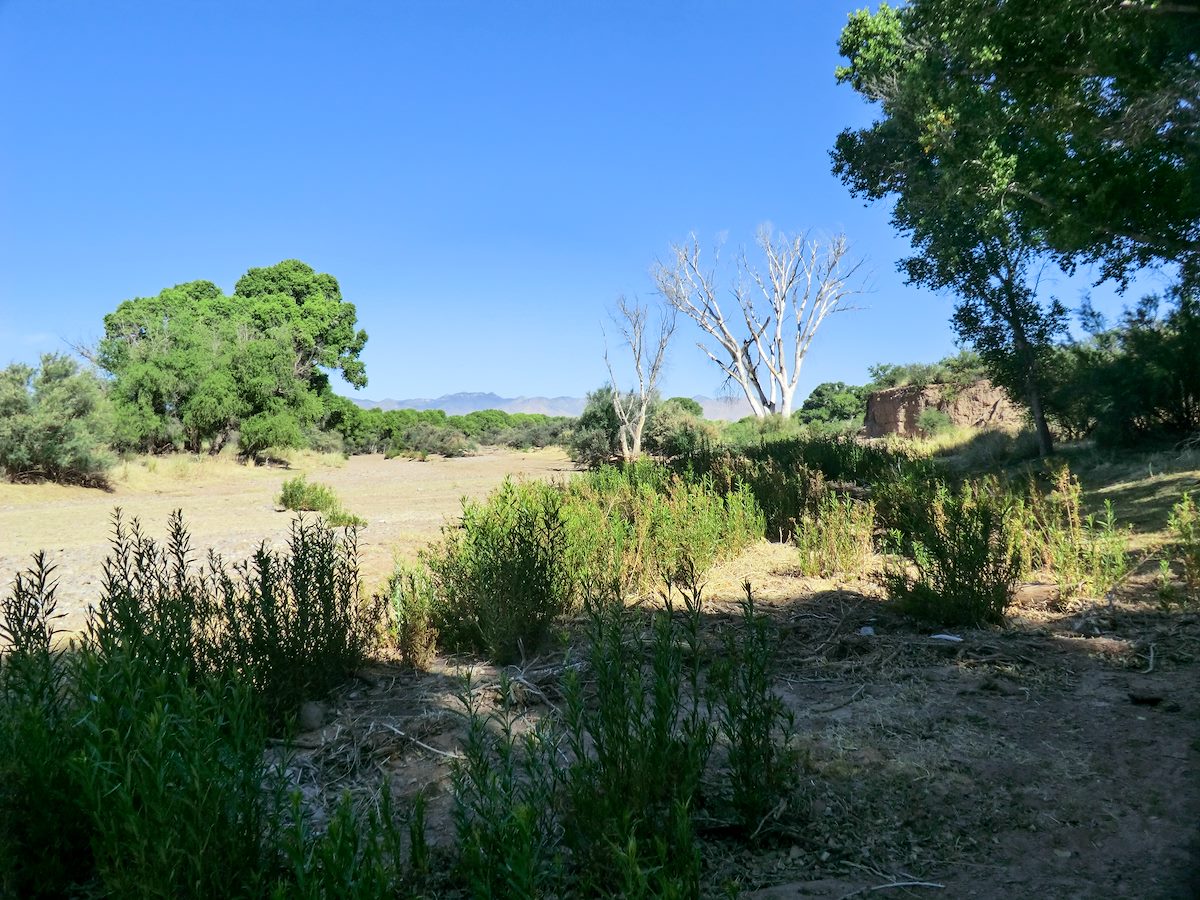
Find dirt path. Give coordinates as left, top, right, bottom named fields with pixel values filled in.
left=0, top=449, right=574, bottom=634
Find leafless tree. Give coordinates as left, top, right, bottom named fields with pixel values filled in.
left=603, top=296, right=676, bottom=461
left=653, top=226, right=863, bottom=417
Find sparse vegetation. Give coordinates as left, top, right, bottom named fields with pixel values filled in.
left=279, top=474, right=367, bottom=527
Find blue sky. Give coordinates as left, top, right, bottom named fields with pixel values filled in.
left=0, top=1, right=1174, bottom=402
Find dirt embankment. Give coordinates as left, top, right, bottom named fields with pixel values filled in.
left=864, top=379, right=1022, bottom=438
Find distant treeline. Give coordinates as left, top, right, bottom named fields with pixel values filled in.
left=326, top=399, right=573, bottom=458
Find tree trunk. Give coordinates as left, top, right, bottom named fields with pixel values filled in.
left=1003, top=292, right=1055, bottom=457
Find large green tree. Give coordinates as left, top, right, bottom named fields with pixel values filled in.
left=834, top=0, right=1200, bottom=287
left=828, top=1, right=1199, bottom=453
left=99, top=261, right=367, bottom=456
left=0, top=354, right=113, bottom=484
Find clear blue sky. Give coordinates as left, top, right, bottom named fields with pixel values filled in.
left=0, top=0, right=1172, bottom=402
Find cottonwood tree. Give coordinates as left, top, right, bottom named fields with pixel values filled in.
left=603, top=296, right=676, bottom=460
left=653, top=228, right=862, bottom=417
left=833, top=0, right=1200, bottom=290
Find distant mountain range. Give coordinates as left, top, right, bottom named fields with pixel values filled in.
left=349, top=392, right=753, bottom=421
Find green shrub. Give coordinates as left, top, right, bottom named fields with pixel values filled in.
left=92, top=510, right=382, bottom=722
left=794, top=492, right=876, bottom=578
left=426, top=480, right=575, bottom=663
left=1168, top=492, right=1200, bottom=602
left=0, top=353, right=113, bottom=487
left=72, top=661, right=275, bottom=899
left=916, top=407, right=953, bottom=437
left=278, top=475, right=366, bottom=527
left=0, top=555, right=91, bottom=898
left=710, top=583, right=800, bottom=833
left=452, top=676, right=562, bottom=897
left=560, top=580, right=711, bottom=893
left=387, top=565, right=439, bottom=668
left=884, top=481, right=1022, bottom=627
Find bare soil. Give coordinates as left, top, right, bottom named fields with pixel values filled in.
left=0, top=449, right=574, bottom=634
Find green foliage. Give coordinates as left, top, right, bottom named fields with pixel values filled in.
left=0, top=353, right=113, bottom=486
left=92, top=510, right=381, bottom=721
left=710, top=584, right=800, bottom=832
left=794, top=493, right=876, bottom=578
left=0, top=513, right=392, bottom=896
left=72, top=661, right=275, bottom=899
left=833, top=0, right=1200, bottom=291
left=425, top=480, right=575, bottom=663
left=453, top=677, right=562, bottom=898
left=794, top=381, right=868, bottom=427
left=408, top=463, right=763, bottom=663
left=386, top=565, right=439, bottom=669
left=0, top=555, right=91, bottom=898
left=568, top=385, right=623, bottom=468
left=916, top=407, right=953, bottom=437
left=1047, top=293, right=1200, bottom=447
left=884, top=481, right=1022, bottom=627
left=99, top=261, right=366, bottom=457
left=1168, top=492, right=1200, bottom=603
left=1023, top=467, right=1131, bottom=600
left=644, top=396, right=718, bottom=459
left=867, top=350, right=987, bottom=392
left=278, top=475, right=366, bottom=527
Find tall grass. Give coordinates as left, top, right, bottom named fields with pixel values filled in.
left=794, top=492, right=876, bottom=578
left=1023, top=466, right=1130, bottom=599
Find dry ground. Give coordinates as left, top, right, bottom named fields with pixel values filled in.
left=0, top=449, right=574, bottom=634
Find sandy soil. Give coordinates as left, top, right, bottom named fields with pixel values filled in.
left=0, top=449, right=574, bottom=634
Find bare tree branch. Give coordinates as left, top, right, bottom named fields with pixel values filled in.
left=654, top=228, right=864, bottom=417
left=603, top=296, right=676, bottom=460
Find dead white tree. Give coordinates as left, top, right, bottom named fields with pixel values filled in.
left=653, top=226, right=864, bottom=417
left=603, top=296, right=676, bottom=461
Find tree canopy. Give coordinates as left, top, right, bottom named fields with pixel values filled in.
left=833, top=0, right=1200, bottom=289
left=98, top=260, right=367, bottom=457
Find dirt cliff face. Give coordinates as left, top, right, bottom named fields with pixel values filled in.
left=863, top=379, right=1022, bottom=438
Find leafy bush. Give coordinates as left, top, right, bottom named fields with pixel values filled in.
left=644, top=397, right=719, bottom=459
left=793, top=380, right=868, bottom=427
left=568, top=386, right=623, bottom=468
left=917, top=407, right=953, bottom=437
left=0, top=353, right=113, bottom=487
left=93, top=510, right=382, bottom=721
left=425, top=480, right=575, bottom=663
left=0, top=555, right=91, bottom=897
left=884, top=481, right=1022, bottom=627
left=794, top=493, right=876, bottom=578
left=278, top=474, right=366, bottom=527
left=1045, top=292, right=1200, bottom=447
left=0, top=512, right=417, bottom=897
left=867, top=349, right=987, bottom=391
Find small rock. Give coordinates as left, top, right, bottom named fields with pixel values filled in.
left=298, top=701, right=329, bottom=731
left=858, top=625, right=876, bottom=636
